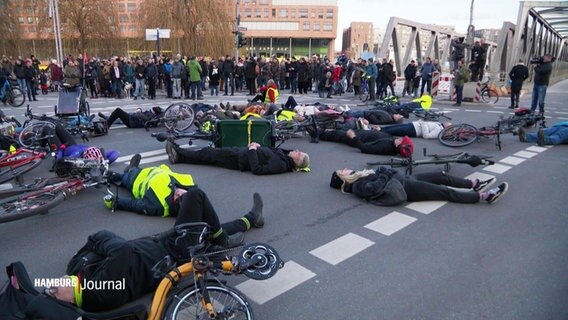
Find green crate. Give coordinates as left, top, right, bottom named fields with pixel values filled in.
left=215, top=120, right=275, bottom=148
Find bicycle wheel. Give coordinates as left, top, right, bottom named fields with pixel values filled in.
left=0, top=191, right=65, bottom=223
left=164, top=284, right=254, bottom=320
left=0, top=158, right=42, bottom=184
left=7, top=87, right=25, bottom=107
left=438, top=123, right=479, bottom=147
left=164, top=103, right=195, bottom=132
left=18, top=121, right=56, bottom=148
left=481, top=88, right=499, bottom=104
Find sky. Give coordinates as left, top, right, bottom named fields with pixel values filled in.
left=336, top=0, right=524, bottom=50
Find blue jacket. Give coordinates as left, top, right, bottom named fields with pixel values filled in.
left=420, top=63, right=436, bottom=80
left=553, top=121, right=568, bottom=128
left=366, top=63, right=377, bottom=79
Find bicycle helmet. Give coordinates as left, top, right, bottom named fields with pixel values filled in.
left=83, top=146, right=105, bottom=163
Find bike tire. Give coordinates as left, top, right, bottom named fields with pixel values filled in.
left=438, top=123, right=479, bottom=147
left=8, top=87, right=25, bottom=107
left=18, top=121, right=56, bottom=148
left=481, top=89, right=499, bottom=104
left=0, top=191, right=65, bottom=224
left=164, top=103, right=195, bottom=132
left=360, top=91, right=369, bottom=102
left=163, top=284, right=254, bottom=320
left=0, top=158, right=42, bottom=184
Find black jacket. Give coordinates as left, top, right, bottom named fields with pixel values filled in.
left=65, top=230, right=169, bottom=312
left=239, top=147, right=295, bottom=175
left=134, top=64, right=147, bottom=79
left=319, top=129, right=397, bottom=155
left=533, top=62, right=552, bottom=86
left=508, top=64, right=529, bottom=91
left=404, top=64, right=417, bottom=80
left=345, top=167, right=407, bottom=206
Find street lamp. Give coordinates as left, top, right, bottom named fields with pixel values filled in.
left=48, top=0, right=63, bottom=64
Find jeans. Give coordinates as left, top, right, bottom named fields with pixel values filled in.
left=531, top=84, right=547, bottom=113
left=525, top=126, right=568, bottom=145
left=134, top=78, right=145, bottom=97
left=210, top=85, right=219, bottom=96
left=421, top=78, right=432, bottom=95
left=290, top=77, right=297, bottom=93
left=172, top=78, right=181, bottom=98
left=455, top=85, right=463, bottom=104
left=190, top=81, right=202, bottom=99
left=17, top=78, right=27, bottom=94
left=404, top=172, right=479, bottom=203
left=112, top=81, right=122, bottom=98
left=26, top=79, right=36, bottom=100
left=224, top=74, right=234, bottom=95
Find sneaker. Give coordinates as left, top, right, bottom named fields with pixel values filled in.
left=474, top=177, right=496, bottom=192
left=537, top=128, right=545, bottom=146
left=452, top=103, right=461, bottom=106
left=124, top=154, right=141, bottom=173
left=518, top=127, right=526, bottom=142
left=165, top=140, right=179, bottom=164
left=250, top=192, right=264, bottom=228
left=486, top=182, right=509, bottom=204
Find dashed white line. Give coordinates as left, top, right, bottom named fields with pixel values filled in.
left=364, top=211, right=417, bottom=236
left=486, top=111, right=504, bottom=114
left=499, top=156, right=526, bottom=166
left=405, top=201, right=447, bottom=215
left=514, top=150, right=538, bottom=158
left=309, top=233, right=374, bottom=265
left=483, top=163, right=512, bottom=174
left=465, top=109, right=482, bottom=112
left=236, top=260, right=316, bottom=305
left=525, top=146, right=548, bottom=153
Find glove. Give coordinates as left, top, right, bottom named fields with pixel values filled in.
left=103, top=195, right=115, bottom=210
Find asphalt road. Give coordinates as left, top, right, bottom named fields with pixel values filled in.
left=0, top=81, right=567, bottom=320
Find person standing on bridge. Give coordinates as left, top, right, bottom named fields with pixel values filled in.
left=420, top=57, right=436, bottom=96
left=452, top=60, right=471, bottom=106
left=530, top=54, right=554, bottom=115
left=508, top=59, right=529, bottom=109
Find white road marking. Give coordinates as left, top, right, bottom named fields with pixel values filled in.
left=499, top=156, right=526, bottom=166
left=236, top=261, right=316, bottom=305
left=364, top=211, right=417, bottom=236
left=405, top=201, right=447, bottom=215
left=525, top=146, right=548, bottom=153
left=309, top=233, right=374, bottom=265
left=514, top=150, right=538, bottom=158
left=486, top=111, right=504, bottom=114
left=483, top=163, right=512, bottom=174
left=465, top=109, right=482, bottom=112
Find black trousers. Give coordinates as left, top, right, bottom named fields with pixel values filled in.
left=404, top=172, right=479, bottom=203
left=246, top=78, right=256, bottom=95
left=147, top=78, right=156, bottom=98
left=107, top=108, right=132, bottom=128
left=175, top=188, right=247, bottom=235
left=41, top=121, right=77, bottom=147
left=510, top=89, right=521, bottom=107
left=177, top=146, right=242, bottom=170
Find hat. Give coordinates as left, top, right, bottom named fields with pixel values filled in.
left=398, top=136, right=414, bottom=158
left=297, top=153, right=311, bottom=172
left=330, top=171, right=343, bottom=189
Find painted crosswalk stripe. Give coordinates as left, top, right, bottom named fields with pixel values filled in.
left=483, top=163, right=512, bottom=174
left=525, top=146, right=547, bottom=153
left=487, top=110, right=504, bottom=114
left=514, top=150, right=538, bottom=158
left=499, top=156, right=526, bottom=166
left=405, top=201, right=447, bottom=215
left=364, top=212, right=417, bottom=236
left=465, top=109, right=482, bottom=112
left=236, top=261, right=316, bottom=305
left=309, top=233, right=374, bottom=265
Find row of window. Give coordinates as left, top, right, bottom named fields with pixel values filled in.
left=303, top=21, right=333, bottom=31
left=242, top=7, right=334, bottom=19
left=18, top=16, right=39, bottom=25
left=241, top=21, right=333, bottom=32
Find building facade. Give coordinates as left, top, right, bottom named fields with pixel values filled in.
left=341, top=22, right=373, bottom=59
left=237, top=0, right=338, bottom=59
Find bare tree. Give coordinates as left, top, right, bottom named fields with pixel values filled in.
left=0, top=0, right=24, bottom=56
left=141, top=0, right=235, bottom=57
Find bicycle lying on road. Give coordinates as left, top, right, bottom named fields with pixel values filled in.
left=5, top=223, right=284, bottom=320
left=0, top=157, right=109, bottom=223
left=0, top=146, right=50, bottom=185
left=366, top=148, right=495, bottom=175
left=437, top=111, right=546, bottom=150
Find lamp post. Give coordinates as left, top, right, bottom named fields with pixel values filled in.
left=48, top=0, right=63, bottom=64
left=235, top=0, right=240, bottom=60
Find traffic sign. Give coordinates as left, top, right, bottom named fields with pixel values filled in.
left=238, top=26, right=248, bottom=31
left=145, top=29, right=171, bottom=41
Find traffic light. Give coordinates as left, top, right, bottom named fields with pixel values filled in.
left=237, top=32, right=247, bottom=48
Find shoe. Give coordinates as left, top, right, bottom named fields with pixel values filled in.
left=518, top=127, right=526, bottom=142
left=124, top=153, right=141, bottom=173
left=98, top=112, right=108, bottom=120
left=165, top=140, right=179, bottom=164
left=508, top=105, right=515, bottom=109
left=486, top=182, right=509, bottom=204
left=220, top=102, right=226, bottom=110
left=537, top=128, right=545, bottom=146
left=134, top=96, right=137, bottom=100
left=141, top=96, right=145, bottom=100
left=249, top=192, right=264, bottom=228
left=474, top=177, right=496, bottom=192
left=452, top=103, right=461, bottom=106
